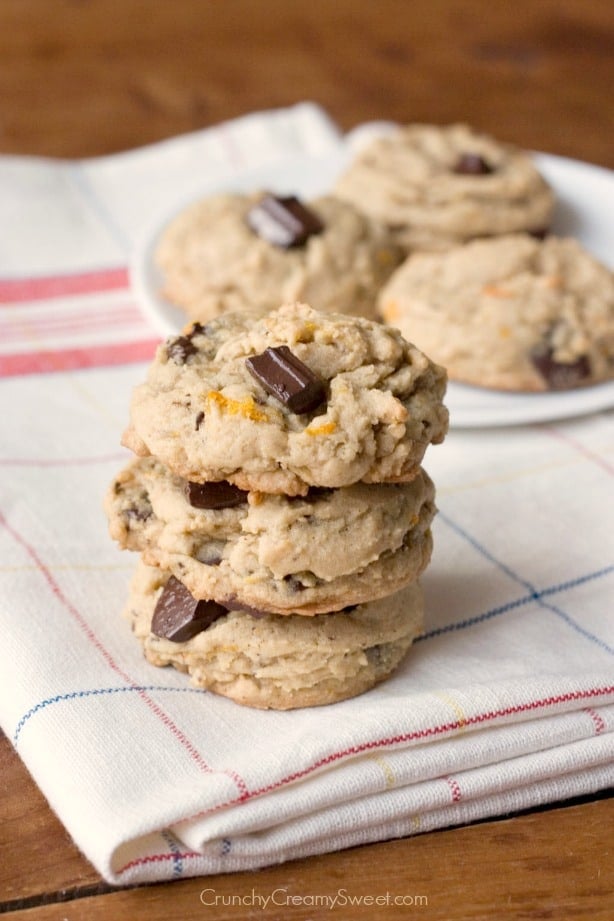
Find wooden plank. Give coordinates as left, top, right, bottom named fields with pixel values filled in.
left=2, top=797, right=613, bottom=919
left=0, top=0, right=612, bottom=165
left=2, top=732, right=612, bottom=917
left=0, top=733, right=103, bottom=903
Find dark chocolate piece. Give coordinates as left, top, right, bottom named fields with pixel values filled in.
left=166, top=322, right=206, bottom=365
left=454, top=153, right=494, bottom=175
left=246, top=194, right=324, bottom=248
left=283, top=575, right=308, bottom=593
left=287, top=486, right=333, bottom=505
left=184, top=479, right=248, bottom=509
left=530, top=345, right=591, bottom=390
left=246, top=345, right=326, bottom=414
left=166, top=335, right=198, bottom=365
left=123, top=503, right=152, bottom=523
left=365, top=643, right=387, bottom=666
left=303, top=486, right=333, bottom=503
left=151, top=576, right=227, bottom=642
left=529, top=227, right=550, bottom=240
left=194, top=411, right=205, bottom=431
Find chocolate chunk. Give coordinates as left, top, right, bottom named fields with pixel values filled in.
left=246, top=194, right=324, bottom=248
left=246, top=345, right=326, bottom=414
left=166, top=335, right=198, bottom=365
left=365, top=643, right=387, bottom=666
left=123, top=503, right=152, bottom=523
left=454, top=153, right=494, bottom=175
left=151, top=577, right=227, bottom=642
left=287, top=486, right=333, bottom=505
left=195, top=411, right=205, bottom=431
left=530, top=345, right=591, bottom=390
left=184, top=480, right=248, bottom=509
left=283, top=575, right=307, bottom=592
left=166, top=322, right=207, bottom=365
left=303, top=486, right=333, bottom=503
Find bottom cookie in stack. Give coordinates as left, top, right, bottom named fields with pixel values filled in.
left=124, top=559, right=424, bottom=710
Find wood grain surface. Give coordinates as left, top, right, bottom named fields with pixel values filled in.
left=0, top=0, right=613, bottom=166
left=1, top=1, right=613, bottom=918
left=2, top=732, right=613, bottom=920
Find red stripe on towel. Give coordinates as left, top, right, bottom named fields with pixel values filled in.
left=0, top=267, right=130, bottom=303
left=0, top=338, right=161, bottom=377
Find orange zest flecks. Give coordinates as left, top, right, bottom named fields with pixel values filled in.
left=206, top=391, right=268, bottom=422
left=294, top=322, right=318, bottom=344
left=498, top=325, right=512, bottom=339
left=306, top=421, right=337, bottom=436
left=381, top=299, right=399, bottom=321
left=482, top=284, right=514, bottom=299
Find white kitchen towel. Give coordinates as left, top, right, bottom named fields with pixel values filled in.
left=0, top=103, right=612, bottom=885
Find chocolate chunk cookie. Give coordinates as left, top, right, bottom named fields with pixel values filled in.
left=378, top=234, right=614, bottom=391
left=155, top=192, right=403, bottom=322
left=105, top=457, right=436, bottom=615
left=335, top=123, right=554, bottom=251
left=124, top=560, right=425, bottom=709
left=122, top=303, right=448, bottom=495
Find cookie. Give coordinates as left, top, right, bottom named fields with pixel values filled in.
left=122, top=302, right=448, bottom=496
left=155, top=192, right=403, bottom=322
left=379, top=234, right=614, bottom=392
left=124, top=560, right=425, bottom=709
left=334, top=123, right=554, bottom=251
left=105, top=457, right=436, bottom=615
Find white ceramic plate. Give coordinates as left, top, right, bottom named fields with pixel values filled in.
left=130, top=136, right=614, bottom=428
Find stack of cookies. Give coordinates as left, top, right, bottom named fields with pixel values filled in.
left=105, top=302, right=448, bottom=709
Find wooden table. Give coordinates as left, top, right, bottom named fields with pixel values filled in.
left=1, top=1, right=612, bottom=917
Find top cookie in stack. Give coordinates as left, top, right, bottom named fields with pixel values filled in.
left=122, top=302, right=448, bottom=497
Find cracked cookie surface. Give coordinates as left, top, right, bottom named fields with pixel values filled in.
left=122, top=303, right=448, bottom=495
